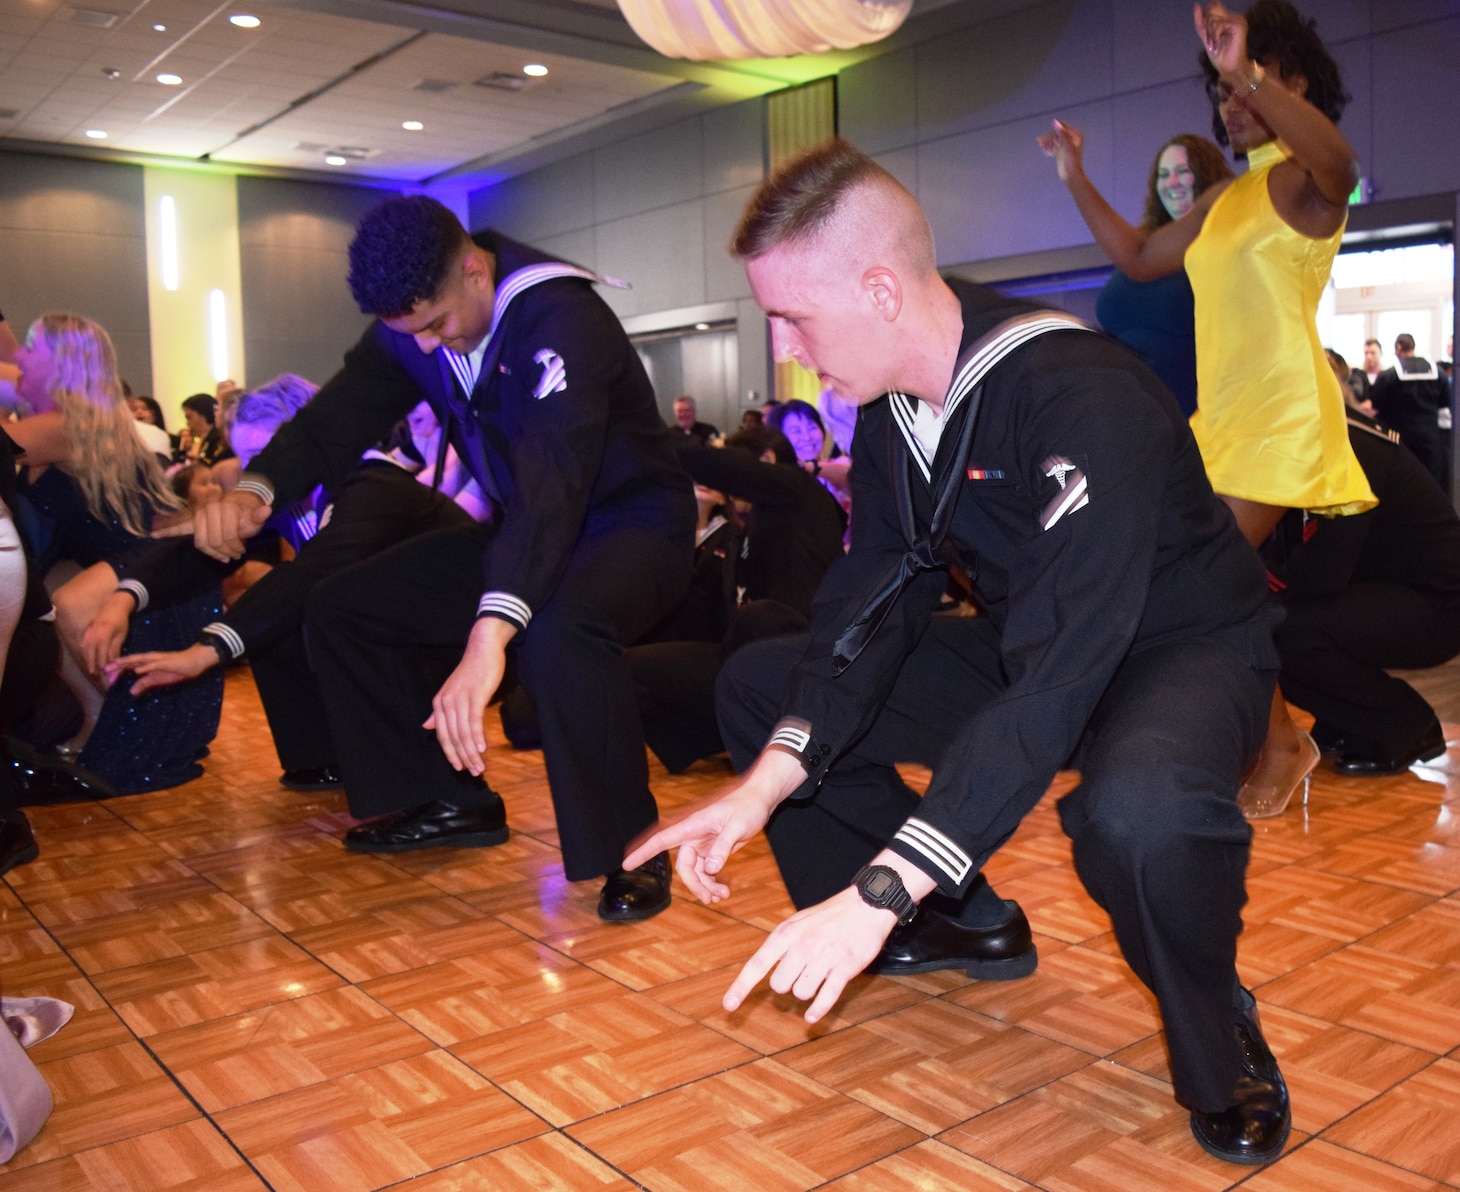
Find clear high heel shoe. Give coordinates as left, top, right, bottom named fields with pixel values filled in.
left=1238, top=729, right=1320, bottom=819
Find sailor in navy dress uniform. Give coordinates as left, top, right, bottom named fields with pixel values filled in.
left=187, top=196, right=694, bottom=920
left=630, top=140, right=1292, bottom=1165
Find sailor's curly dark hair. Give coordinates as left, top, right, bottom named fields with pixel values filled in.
left=347, top=196, right=471, bottom=318
left=1200, top=0, right=1349, bottom=148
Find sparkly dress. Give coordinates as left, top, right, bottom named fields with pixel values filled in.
left=1184, top=140, right=1375, bottom=515
left=17, top=466, right=223, bottom=794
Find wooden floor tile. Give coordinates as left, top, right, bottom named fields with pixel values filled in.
left=146, top=986, right=436, bottom=1112
left=90, top=936, right=345, bottom=1035
left=4, top=672, right=1458, bottom=1189
left=644, top=962, right=937, bottom=1055
left=1259, top=945, right=1460, bottom=1053
left=360, top=940, right=625, bottom=1045
left=0, top=1120, right=266, bottom=1191
left=451, top=989, right=756, bottom=1124
left=1323, top=1057, right=1460, bottom=1185
left=399, top=1132, right=638, bottom=1190
left=213, top=1049, right=548, bottom=1191
left=567, top=1058, right=924, bottom=1191
left=946, top=943, right=1162, bottom=1058
left=4, top=1042, right=200, bottom=1172
left=820, top=1139, right=1032, bottom=1189
left=1241, top=1139, right=1451, bottom=1191
left=287, top=897, right=528, bottom=982
left=777, top=998, right=1094, bottom=1133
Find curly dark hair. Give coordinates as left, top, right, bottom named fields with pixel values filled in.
left=1200, top=0, right=1349, bottom=148
left=1140, top=135, right=1233, bottom=230
left=347, top=196, right=472, bottom=318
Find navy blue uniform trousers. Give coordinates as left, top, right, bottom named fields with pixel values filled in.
left=717, top=615, right=1273, bottom=1113
left=308, top=520, right=691, bottom=880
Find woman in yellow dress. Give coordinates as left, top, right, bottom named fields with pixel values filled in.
left=1039, top=0, right=1371, bottom=816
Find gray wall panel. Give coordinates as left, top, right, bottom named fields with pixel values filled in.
left=838, top=47, right=919, bottom=156
left=1370, top=16, right=1460, bottom=198
left=0, top=150, right=144, bottom=236
left=237, top=175, right=390, bottom=392
left=702, top=99, right=764, bottom=195
left=593, top=118, right=704, bottom=224
left=535, top=228, right=598, bottom=272
left=595, top=200, right=705, bottom=320
left=469, top=153, right=596, bottom=240
left=702, top=184, right=757, bottom=303
left=922, top=103, right=1115, bottom=265
left=0, top=152, right=151, bottom=392
left=915, top=0, right=1112, bottom=143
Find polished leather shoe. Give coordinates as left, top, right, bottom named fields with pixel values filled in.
left=1190, top=993, right=1291, bottom=1165
left=598, top=851, right=671, bottom=922
left=280, top=765, right=344, bottom=791
left=1334, top=722, right=1447, bottom=777
left=869, top=900, right=1037, bottom=980
left=9, top=744, right=114, bottom=806
left=344, top=799, right=509, bottom=853
left=0, top=813, right=39, bottom=877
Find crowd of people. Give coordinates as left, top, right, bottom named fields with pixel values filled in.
left=1, top=0, right=1457, bottom=1172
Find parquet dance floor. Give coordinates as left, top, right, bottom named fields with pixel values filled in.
left=2, top=667, right=1458, bottom=1190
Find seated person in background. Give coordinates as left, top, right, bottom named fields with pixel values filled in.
left=1369, top=333, right=1450, bottom=493
left=767, top=397, right=853, bottom=513
left=398, top=399, right=490, bottom=520
left=739, top=408, right=764, bottom=430
left=5, top=312, right=196, bottom=772
left=1325, top=348, right=1375, bottom=418
left=101, top=409, right=473, bottom=788
left=628, top=425, right=846, bottom=774
left=672, top=395, right=720, bottom=445
left=86, top=375, right=441, bottom=791
left=127, top=394, right=174, bottom=459
left=1264, top=413, right=1460, bottom=775
left=177, top=393, right=234, bottom=467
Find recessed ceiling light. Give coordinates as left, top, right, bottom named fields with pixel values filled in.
left=157, top=73, right=182, bottom=85
left=84, top=128, right=108, bottom=139
left=325, top=154, right=347, bottom=166
left=402, top=120, right=423, bottom=131
left=152, top=22, right=166, bottom=31
left=694, top=322, right=710, bottom=331
left=228, top=14, right=261, bottom=27
left=522, top=63, right=548, bottom=77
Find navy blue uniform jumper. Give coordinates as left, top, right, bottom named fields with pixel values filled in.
left=716, top=279, right=1280, bottom=1113
left=242, top=231, right=695, bottom=880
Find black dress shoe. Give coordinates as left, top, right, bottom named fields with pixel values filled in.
left=280, top=765, right=344, bottom=791
left=869, top=901, right=1037, bottom=980
left=9, top=744, right=115, bottom=806
left=598, top=851, right=671, bottom=922
left=1190, top=993, right=1291, bottom=1165
left=344, top=799, right=509, bottom=853
left=1334, top=722, right=1447, bottom=776
left=0, top=814, right=39, bottom=877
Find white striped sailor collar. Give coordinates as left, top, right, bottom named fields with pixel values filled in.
left=441, top=242, right=628, bottom=396
left=886, top=307, right=1092, bottom=484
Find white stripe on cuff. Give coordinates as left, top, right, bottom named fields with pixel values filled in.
left=235, top=474, right=275, bottom=505
left=769, top=725, right=811, bottom=753
left=116, top=579, right=149, bottom=612
left=894, top=817, right=974, bottom=884
left=477, top=591, right=532, bottom=628
left=202, top=621, right=246, bottom=661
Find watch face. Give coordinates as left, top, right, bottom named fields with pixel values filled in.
left=864, top=871, right=895, bottom=899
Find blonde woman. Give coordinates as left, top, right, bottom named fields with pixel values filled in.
left=6, top=312, right=187, bottom=758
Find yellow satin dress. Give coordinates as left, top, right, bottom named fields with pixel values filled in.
left=1185, top=140, right=1376, bottom=516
